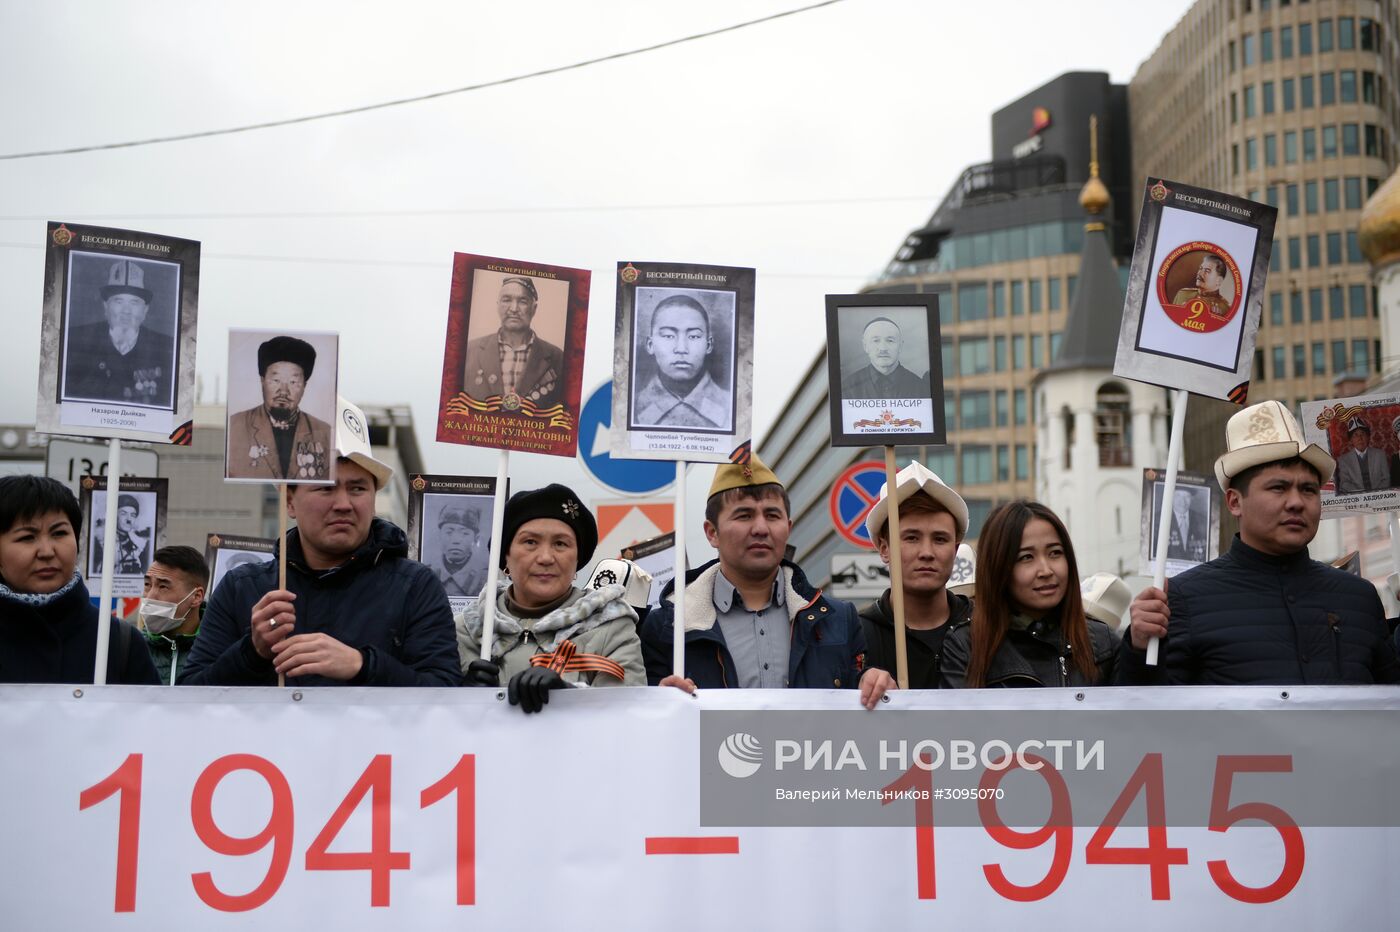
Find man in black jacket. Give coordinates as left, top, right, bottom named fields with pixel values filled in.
left=1120, top=400, right=1400, bottom=685
left=180, top=398, right=461, bottom=687
left=859, top=462, right=971, bottom=689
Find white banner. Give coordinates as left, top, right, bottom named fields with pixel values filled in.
left=1, top=685, right=1397, bottom=930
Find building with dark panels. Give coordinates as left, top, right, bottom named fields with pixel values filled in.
left=762, top=72, right=1134, bottom=587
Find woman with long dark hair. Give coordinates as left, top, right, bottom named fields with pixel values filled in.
left=941, top=500, right=1116, bottom=688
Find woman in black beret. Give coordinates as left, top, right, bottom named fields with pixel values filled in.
left=455, top=483, right=644, bottom=711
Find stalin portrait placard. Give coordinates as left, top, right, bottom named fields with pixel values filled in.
left=610, top=261, right=755, bottom=464
left=37, top=221, right=201, bottom=445
left=435, top=253, right=590, bottom=458
left=1113, top=179, right=1277, bottom=403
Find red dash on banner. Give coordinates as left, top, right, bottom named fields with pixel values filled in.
left=645, top=837, right=740, bottom=855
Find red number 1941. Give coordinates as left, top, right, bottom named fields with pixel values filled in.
left=79, top=753, right=476, bottom=913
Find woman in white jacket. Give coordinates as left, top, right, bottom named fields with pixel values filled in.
left=456, top=483, right=645, bottom=711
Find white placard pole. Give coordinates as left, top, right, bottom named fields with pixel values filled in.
left=673, top=461, right=687, bottom=679
left=479, top=449, right=511, bottom=663
left=1148, top=388, right=1190, bottom=666
left=91, top=439, right=122, bottom=684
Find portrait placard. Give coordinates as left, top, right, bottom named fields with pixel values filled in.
left=224, top=328, right=339, bottom=484
left=1301, top=392, right=1400, bottom=516
left=204, top=533, right=276, bottom=596
left=435, top=254, right=590, bottom=458
left=1113, top=180, right=1276, bottom=402
left=79, top=475, right=167, bottom=599
left=1138, top=469, right=1220, bottom=577
left=824, top=293, right=944, bottom=447
left=37, top=222, right=200, bottom=445
left=610, top=262, right=755, bottom=463
left=406, top=474, right=500, bottom=613
left=620, top=531, right=678, bottom=607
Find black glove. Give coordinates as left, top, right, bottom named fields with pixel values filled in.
left=465, top=659, right=501, bottom=688
left=507, top=667, right=568, bottom=713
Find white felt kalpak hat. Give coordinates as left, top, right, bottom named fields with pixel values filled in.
left=948, top=543, right=976, bottom=597
left=864, top=461, right=969, bottom=542
left=1080, top=573, right=1131, bottom=631
left=335, top=396, right=394, bottom=490
left=1213, top=400, right=1335, bottom=491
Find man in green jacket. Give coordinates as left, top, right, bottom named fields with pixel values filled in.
left=138, top=545, right=208, bottom=685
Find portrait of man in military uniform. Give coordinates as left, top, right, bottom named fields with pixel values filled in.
left=1170, top=252, right=1233, bottom=318
left=226, top=334, right=335, bottom=482
left=89, top=492, right=155, bottom=577
left=630, top=292, right=735, bottom=432
left=426, top=500, right=488, bottom=598
left=840, top=316, right=931, bottom=400
left=61, top=257, right=178, bottom=409
left=462, top=275, right=565, bottom=412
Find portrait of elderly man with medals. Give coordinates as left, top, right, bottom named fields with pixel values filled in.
left=226, top=335, right=334, bottom=481
left=62, top=259, right=176, bottom=408
left=462, top=275, right=564, bottom=412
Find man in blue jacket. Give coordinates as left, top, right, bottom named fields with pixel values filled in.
left=639, top=455, right=894, bottom=708
left=1120, top=400, right=1400, bottom=685
left=180, top=398, right=462, bottom=687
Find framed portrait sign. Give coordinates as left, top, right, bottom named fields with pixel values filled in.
left=1113, top=179, right=1277, bottom=403
left=435, top=253, right=590, bottom=458
left=1138, top=468, right=1220, bottom=577
left=824, top=293, right=945, bottom=447
left=609, top=262, right=755, bottom=463
left=406, top=474, right=500, bottom=613
left=224, top=328, right=339, bottom=484
left=204, top=533, right=276, bottom=597
left=36, top=222, right=200, bottom=445
left=79, top=475, right=167, bottom=599
left=1301, top=393, right=1400, bottom=516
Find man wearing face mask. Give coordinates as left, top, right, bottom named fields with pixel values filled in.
left=137, top=546, right=208, bottom=685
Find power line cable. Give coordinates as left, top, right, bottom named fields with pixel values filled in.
left=0, top=0, right=845, bottom=161
left=0, top=192, right=934, bottom=223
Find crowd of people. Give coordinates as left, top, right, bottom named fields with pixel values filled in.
left=2, top=398, right=1397, bottom=701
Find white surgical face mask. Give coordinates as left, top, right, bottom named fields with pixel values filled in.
left=138, top=589, right=196, bottom=635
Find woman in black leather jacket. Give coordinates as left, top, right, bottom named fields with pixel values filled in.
left=940, top=500, right=1116, bottom=688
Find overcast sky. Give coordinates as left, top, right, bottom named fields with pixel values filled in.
left=0, top=0, right=1194, bottom=551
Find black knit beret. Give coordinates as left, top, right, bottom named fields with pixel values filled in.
left=499, top=483, right=597, bottom=569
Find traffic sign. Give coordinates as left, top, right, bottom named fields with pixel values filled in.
left=577, top=382, right=675, bottom=496
left=828, top=460, right=886, bottom=549
left=829, top=552, right=888, bottom=599
left=46, top=439, right=159, bottom=496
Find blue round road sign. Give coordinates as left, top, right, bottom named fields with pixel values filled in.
left=577, top=382, right=675, bottom=495
left=828, top=461, right=887, bottom=549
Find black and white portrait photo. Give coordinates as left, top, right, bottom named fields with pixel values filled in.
left=212, top=549, right=275, bottom=594
left=839, top=313, right=932, bottom=401
left=225, top=329, right=339, bottom=483
left=419, top=494, right=492, bottom=599
left=204, top=533, right=277, bottom=596
left=1139, top=469, right=1219, bottom=575
left=825, top=293, right=944, bottom=447
left=79, top=475, right=167, bottom=598
left=628, top=287, right=736, bottom=434
left=37, top=222, right=202, bottom=445
left=87, top=490, right=156, bottom=577
left=610, top=261, right=755, bottom=464
left=60, top=252, right=180, bottom=411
